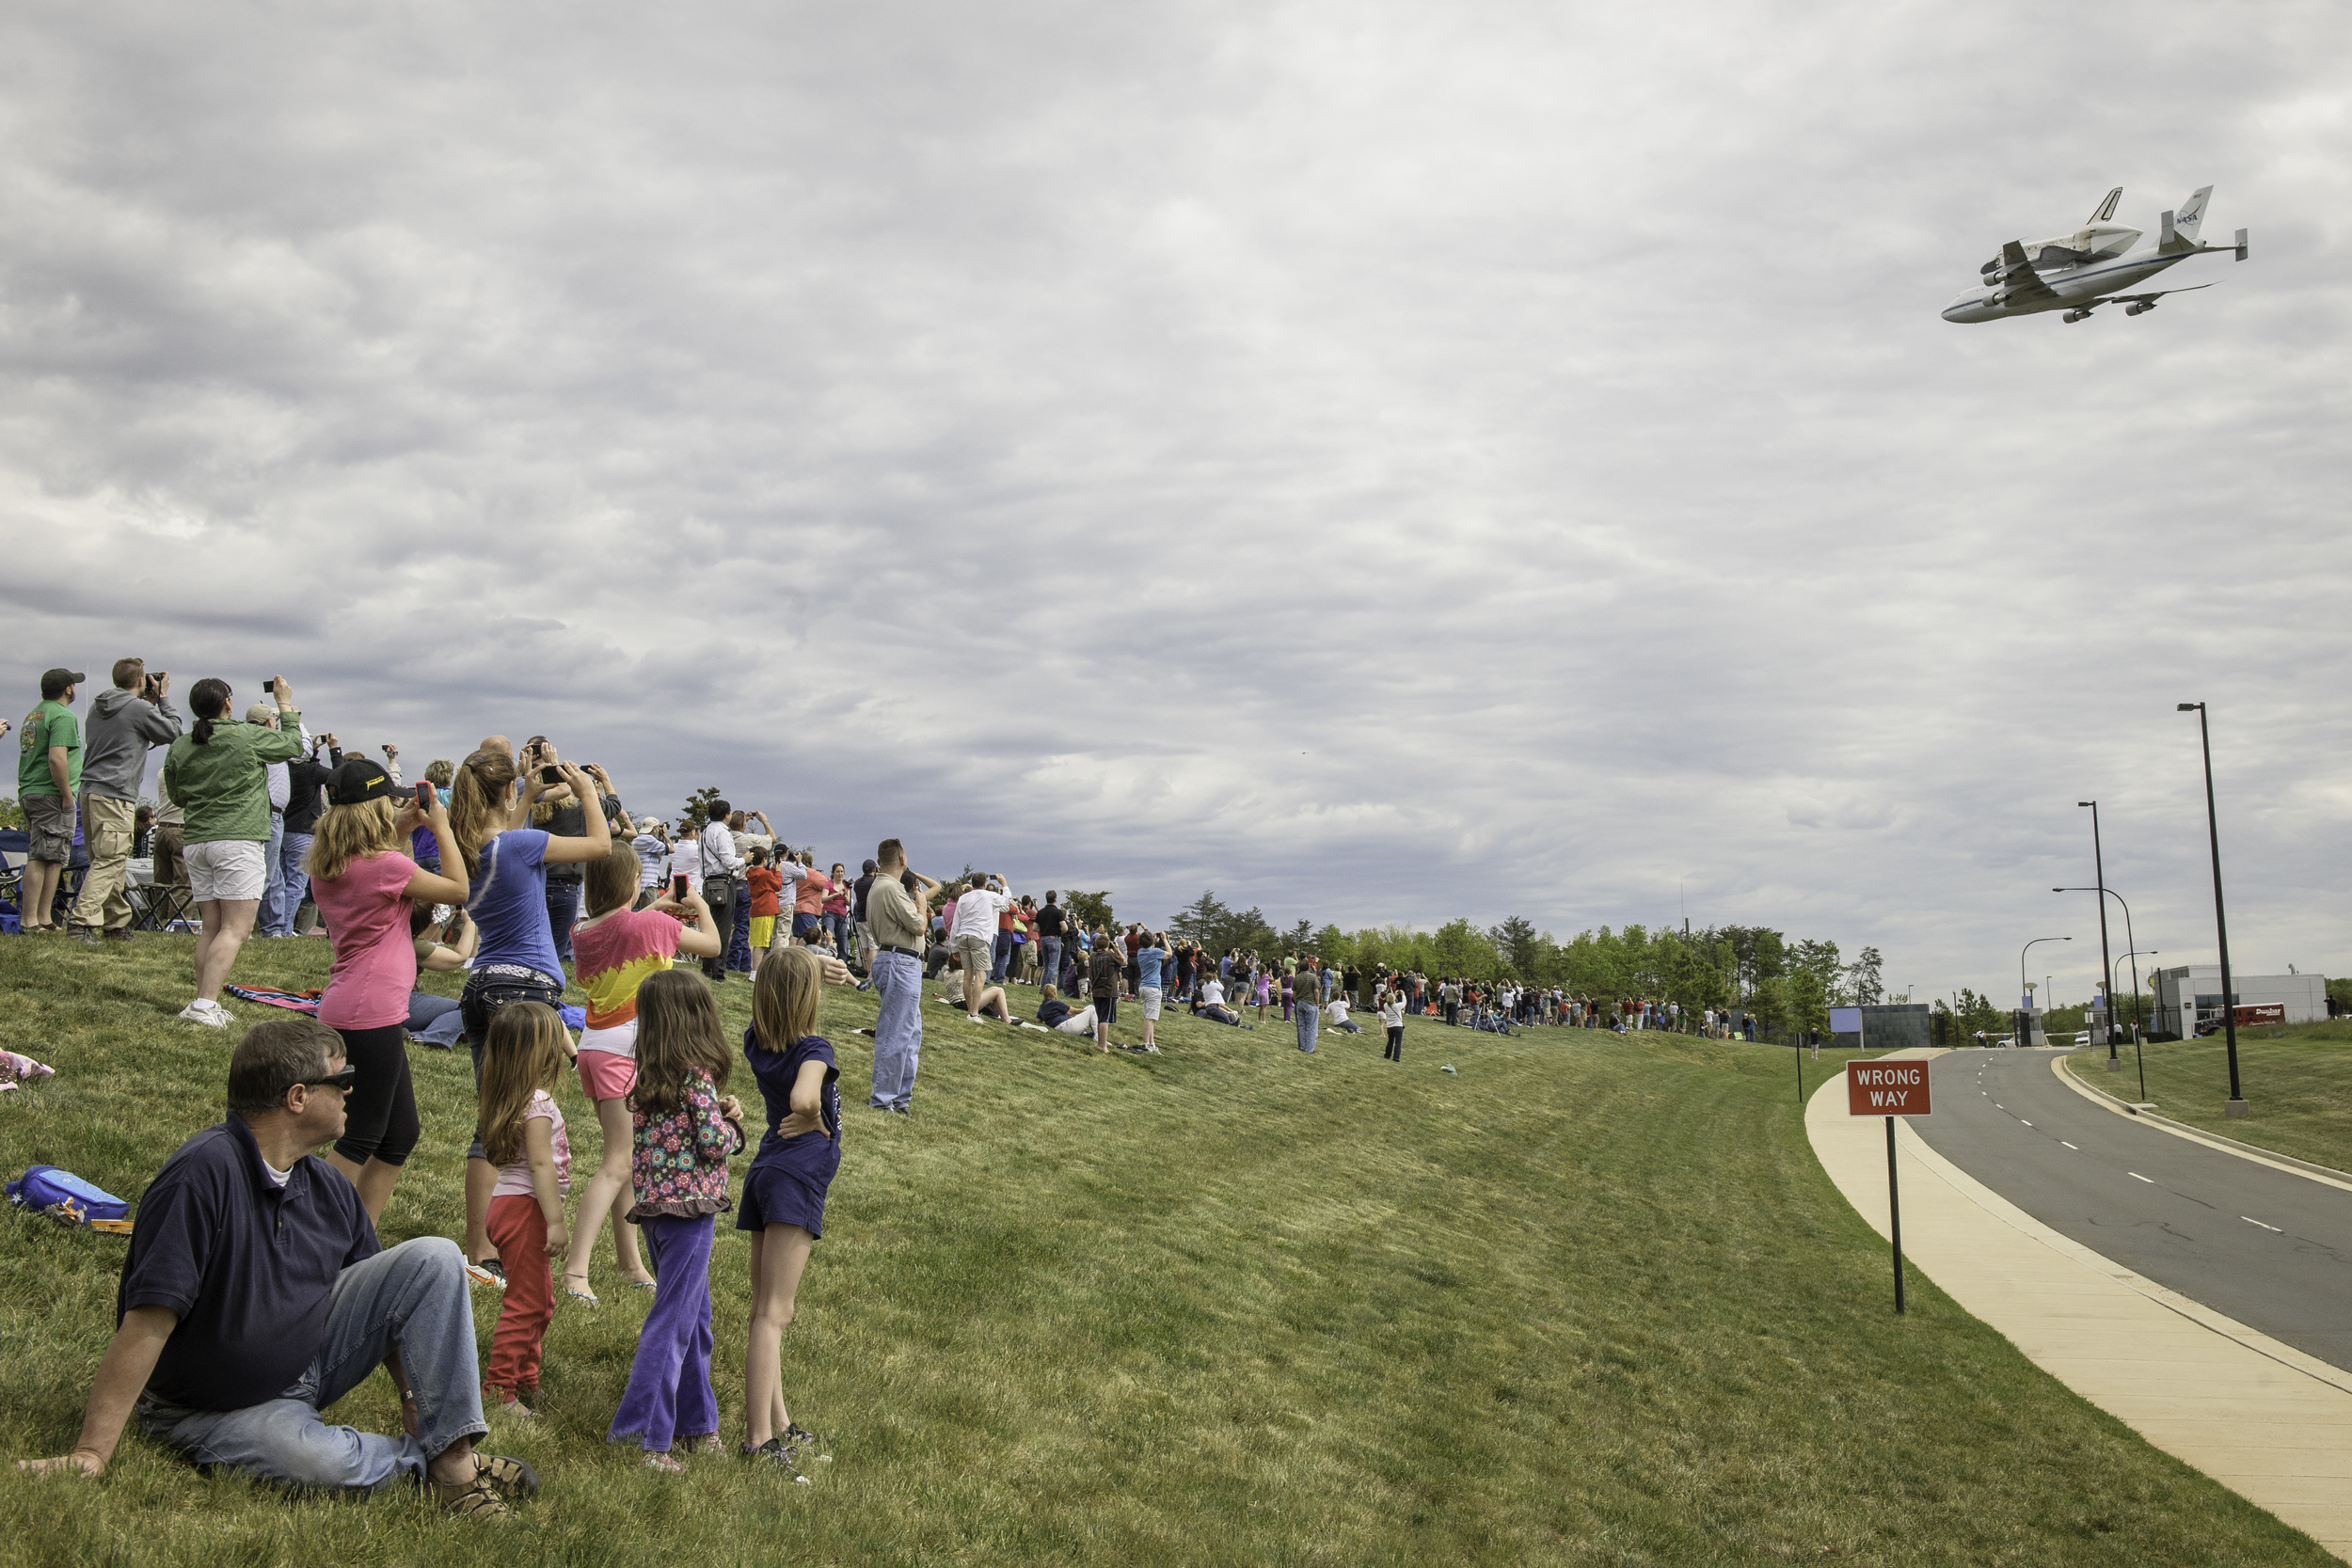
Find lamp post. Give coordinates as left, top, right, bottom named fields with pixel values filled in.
left=2119, top=949, right=2158, bottom=1101
left=2177, top=702, right=2247, bottom=1117
left=2021, top=936, right=2072, bottom=1048
left=2056, top=883, right=2136, bottom=1065
left=2077, top=802, right=2118, bottom=1062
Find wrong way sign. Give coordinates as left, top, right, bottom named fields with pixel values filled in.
left=1848, top=1060, right=1931, bottom=1117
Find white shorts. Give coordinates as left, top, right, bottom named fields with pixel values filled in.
left=1139, top=986, right=1162, bottom=1021
left=184, top=839, right=268, bottom=904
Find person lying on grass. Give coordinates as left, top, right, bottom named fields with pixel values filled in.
left=15, top=1016, right=536, bottom=1521
left=940, top=983, right=1013, bottom=1022
left=1035, top=984, right=1098, bottom=1036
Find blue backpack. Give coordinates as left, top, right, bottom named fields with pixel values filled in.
left=8, top=1165, right=132, bottom=1227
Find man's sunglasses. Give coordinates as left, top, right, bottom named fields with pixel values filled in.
left=300, top=1067, right=359, bottom=1093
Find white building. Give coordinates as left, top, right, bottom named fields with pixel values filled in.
left=2148, top=966, right=2327, bottom=1036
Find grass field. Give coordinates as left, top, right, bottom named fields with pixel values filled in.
left=2064, top=1021, right=2352, bottom=1173
left=0, top=934, right=2329, bottom=1566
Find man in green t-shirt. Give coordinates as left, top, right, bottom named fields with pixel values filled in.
left=18, top=667, right=86, bottom=931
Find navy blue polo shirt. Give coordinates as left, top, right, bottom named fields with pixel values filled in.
left=117, top=1117, right=378, bottom=1411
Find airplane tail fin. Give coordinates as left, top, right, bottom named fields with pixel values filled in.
left=2090, top=186, right=2122, bottom=223
left=2173, top=185, right=2212, bottom=244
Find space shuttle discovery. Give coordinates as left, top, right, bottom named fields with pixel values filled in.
left=1942, top=186, right=2247, bottom=324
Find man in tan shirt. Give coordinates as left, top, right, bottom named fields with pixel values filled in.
left=864, top=839, right=939, bottom=1116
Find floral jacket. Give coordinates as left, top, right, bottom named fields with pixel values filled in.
left=627, top=1068, right=744, bottom=1221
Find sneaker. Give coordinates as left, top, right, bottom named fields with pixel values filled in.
left=102, top=928, right=135, bottom=943
left=68, top=927, right=101, bottom=945
left=741, top=1436, right=801, bottom=1468
left=177, top=1000, right=229, bottom=1028
left=465, top=1259, right=508, bottom=1291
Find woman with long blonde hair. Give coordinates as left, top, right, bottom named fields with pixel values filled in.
left=446, top=739, right=610, bottom=1288
left=307, top=757, right=468, bottom=1220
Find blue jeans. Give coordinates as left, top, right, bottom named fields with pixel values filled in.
left=273, top=830, right=313, bottom=937
left=1040, top=938, right=1062, bottom=995
left=1295, top=1003, right=1320, bottom=1053
left=990, top=929, right=1013, bottom=984
left=135, top=1238, right=486, bottom=1490
left=257, top=815, right=287, bottom=935
left=545, top=879, right=581, bottom=967
left=870, top=950, right=922, bottom=1110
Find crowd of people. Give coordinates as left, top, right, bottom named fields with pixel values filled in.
left=8, top=657, right=1757, bottom=1519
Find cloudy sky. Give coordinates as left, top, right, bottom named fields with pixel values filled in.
left=6, top=0, right=2348, bottom=1005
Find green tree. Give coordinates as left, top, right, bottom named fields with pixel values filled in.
left=674, top=785, right=724, bottom=836
left=1789, top=938, right=1844, bottom=1008
left=1168, top=890, right=1232, bottom=946
left=1314, top=925, right=1354, bottom=965
left=1065, top=890, right=1117, bottom=931
left=1487, top=915, right=1541, bottom=979
left=1431, top=917, right=1497, bottom=980
left=1284, top=918, right=1314, bottom=954
left=1846, top=945, right=1884, bottom=1006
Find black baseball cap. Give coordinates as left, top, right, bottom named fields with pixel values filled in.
left=863, top=859, right=878, bottom=873
left=40, top=668, right=86, bottom=699
left=328, top=757, right=399, bottom=805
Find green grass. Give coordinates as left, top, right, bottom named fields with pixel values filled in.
left=2064, top=1021, right=2352, bottom=1173
left=0, top=934, right=2329, bottom=1565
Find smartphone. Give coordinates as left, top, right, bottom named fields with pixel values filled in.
left=672, top=873, right=691, bottom=901
left=539, top=766, right=562, bottom=784
left=415, top=782, right=434, bottom=809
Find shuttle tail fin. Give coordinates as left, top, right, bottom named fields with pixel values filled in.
left=2090, top=186, right=2122, bottom=223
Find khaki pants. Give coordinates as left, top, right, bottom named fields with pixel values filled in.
left=151, top=824, right=187, bottom=888
left=70, top=796, right=139, bottom=932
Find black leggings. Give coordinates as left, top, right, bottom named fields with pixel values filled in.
left=1384, top=1025, right=1404, bottom=1061
left=332, top=1023, right=420, bottom=1166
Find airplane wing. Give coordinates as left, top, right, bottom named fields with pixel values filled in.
left=1991, top=241, right=2058, bottom=303
left=2095, top=283, right=2215, bottom=305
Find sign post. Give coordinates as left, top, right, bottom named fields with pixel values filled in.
left=1847, top=1059, right=1932, bottom=1313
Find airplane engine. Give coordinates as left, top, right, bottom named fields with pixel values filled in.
left=2061, top=309, right=2092, bottom=323
left=2124, top=301, right=2153, bottom=316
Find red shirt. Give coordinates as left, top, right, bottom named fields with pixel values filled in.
left=746, top=866, right=785, bottom=919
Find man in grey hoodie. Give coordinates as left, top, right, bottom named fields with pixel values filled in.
left=69, top=657, right=183, bottom=942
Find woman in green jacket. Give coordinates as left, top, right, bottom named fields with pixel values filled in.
left=158, top=677, right=306, bottom=1026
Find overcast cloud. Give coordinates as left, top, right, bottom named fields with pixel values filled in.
left=5, top=0, right=2349, bottom=1006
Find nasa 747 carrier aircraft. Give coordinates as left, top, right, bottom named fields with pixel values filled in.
left=1942, top=185, right=2247, bottom=324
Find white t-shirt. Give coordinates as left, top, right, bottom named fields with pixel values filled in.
left=1327, top=999, right=1350, bottom=1025
left=1379, top=997, right=1405, bottom=1027
left=668, top=839, right=703, bottom=882
left=951, top=887, right=1012, bottom=942
left=1200, top=978, right=1226, bottom=1007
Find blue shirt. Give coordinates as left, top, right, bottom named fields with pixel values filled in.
left=468, top=829, right=562, bottom=979
left=743, top=1026, right=840, bottom=1180
left=118, top=1118, right=378, bottom=1411
left=1137, top=945, right=1166, bottom=989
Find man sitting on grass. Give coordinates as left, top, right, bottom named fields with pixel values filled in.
left=16, top=1018, right=536, bottom=1521
left=1035, top=984, right=1098, bottom=1036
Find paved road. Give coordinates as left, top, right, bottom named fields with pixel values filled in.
left=1909, top=1048, right=2352, bottom=1372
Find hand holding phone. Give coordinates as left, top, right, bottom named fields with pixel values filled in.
left=672, top=873, right=691, bottom=901
left=415, top=782, right=435, bottom=810
left=540, top=766, right=562, bottom=785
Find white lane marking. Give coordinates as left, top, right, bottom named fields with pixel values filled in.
left=2130, top=1172, right=2154, bottom=1183
left=2244, top=1216, right=2283, bottom=1233
left=2062, top=1141, right=2078, bottom=1149
left=2021, top=1119, right=2033, bottom=1127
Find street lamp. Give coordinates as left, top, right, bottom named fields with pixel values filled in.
left=2118, top=949, right=2158, bottom=1101
left=2178, top=702, right=2247, bottom=1117
left=2020, top=936, right=2072, bottom=1048
left=2077, top=802, right=2118, bottom=1062
left=2055, top=883, right=2137, bottom=1062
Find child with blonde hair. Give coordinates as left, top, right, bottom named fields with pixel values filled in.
left=477, top=1001, right=572, bottom=1418
left=738, top=946, right=846, bottom=1465
left=609, top=969, right=744, bottom=1471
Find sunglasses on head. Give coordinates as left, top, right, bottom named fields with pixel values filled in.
left=300, top=1067, right=359, bottom=1093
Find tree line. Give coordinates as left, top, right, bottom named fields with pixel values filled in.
left=1158, top=890, right=1885, bottom=1037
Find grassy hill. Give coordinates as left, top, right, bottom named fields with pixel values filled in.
left=0, top=935, right=2326, bottom=1565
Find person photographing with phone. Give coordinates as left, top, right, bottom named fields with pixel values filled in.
left=69, top=658, right=184, bottom=943
left=307, top=757, right=469, bottom=1221
left=159, top=677, right=305, bottom=1024
left=446, top=742, right=611, bottom=1289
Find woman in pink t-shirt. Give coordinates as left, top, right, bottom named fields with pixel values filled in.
left=308, top=759, right=469, bottom=1220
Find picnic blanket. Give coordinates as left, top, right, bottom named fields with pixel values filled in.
left=223, top=985, right=322, bottom=1015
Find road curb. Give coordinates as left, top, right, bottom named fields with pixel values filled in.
left=2050, top=1052, right=2352, bottom=1196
